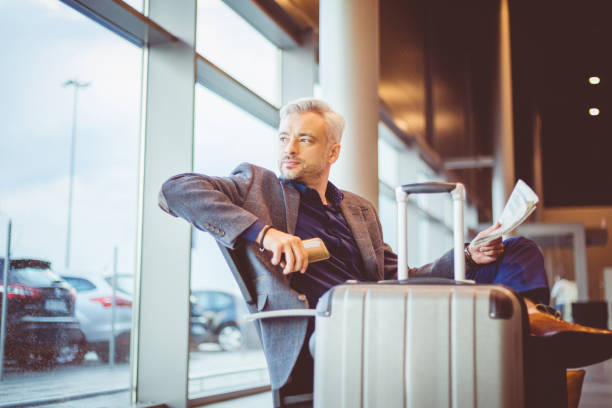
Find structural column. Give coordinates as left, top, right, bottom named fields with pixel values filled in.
left=134, top=1, right=196, bottom=406
left=281, top=30, right=316, bottom=104
left=319, top=0, right=380, bottom=207
left=492, top=0, right=516, bottom=218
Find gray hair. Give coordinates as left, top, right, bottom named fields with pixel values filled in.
left=279, top=98, right=345, bottom=144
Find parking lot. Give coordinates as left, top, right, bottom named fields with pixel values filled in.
left=0, top=348, right=268, bottom=407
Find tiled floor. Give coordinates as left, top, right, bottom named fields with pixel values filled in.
left=579, top=359, right=612, bottom=408
left=13, top=358, right=610, bottom=407
left=204, top=359, right=612, bottom=408
left=204, top=392, right=272, bottom=408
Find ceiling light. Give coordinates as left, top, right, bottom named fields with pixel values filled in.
left=589, top=107, right=600, bottom=116
left=589, top=76, right=600, bottom=85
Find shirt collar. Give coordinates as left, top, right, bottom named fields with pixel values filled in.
left=289, top=180, right=344, bottom=207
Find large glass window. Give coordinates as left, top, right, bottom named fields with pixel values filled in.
left=0, top=0, right=141, bottom=404
left=379, top=193, right=397, bottom=251
left=378, top=134, right=399, bottom=188
left=377, top=124, right=479, bottom=268
left=188, top=85, right=275, bottom=399
left=197, top=0, right=281, bottom=106
left=123, top=0, right=143, bottom=12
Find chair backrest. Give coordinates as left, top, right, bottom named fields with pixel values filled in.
left=216, top=243, right=256, bottom=308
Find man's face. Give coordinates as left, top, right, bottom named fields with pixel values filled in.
left=277, top=112, right=339, bottom=185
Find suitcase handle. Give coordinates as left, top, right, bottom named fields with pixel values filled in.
left=244, top=309, right=317, bottom=322
left=400, top=182, right=457, bottom=195
left=395, top=182, right=466, bottom=282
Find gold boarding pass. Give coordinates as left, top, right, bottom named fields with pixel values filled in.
left=280, top=237, right=330, bottom=268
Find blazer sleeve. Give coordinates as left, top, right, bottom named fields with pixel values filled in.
left=158, top=163, right=261, bottom=249
left=382, top=244, right=439, bottom=280
left=383, top=242, right=478, bottom=280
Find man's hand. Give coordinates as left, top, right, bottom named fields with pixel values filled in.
left=469, top=222, right=504, bottom=265
left=258, top=227, right=309, bottom=275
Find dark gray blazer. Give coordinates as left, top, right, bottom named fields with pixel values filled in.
left=159, top=163, right=455, bottom=389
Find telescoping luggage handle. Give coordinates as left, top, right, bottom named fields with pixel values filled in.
left=396, top=182, right=466, bottom=281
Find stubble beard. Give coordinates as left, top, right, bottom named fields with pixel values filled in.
left=279, top=157, right=328, bottom=186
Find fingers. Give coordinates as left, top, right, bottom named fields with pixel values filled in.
left=476, top=222, right=501, bottom=238
left=271, top=244, right=282, bottom=266
left=477, top=237, right=503, bottom=251
left=479, top=247, right=504, bottom=258
left=474, top=242, right=504, bottom=262
left=263, top=229, right=308, bottom=274
left=290, top=239, right=308, bottom=274
left=280, top=238, right=308, bottom=275
left=476, top=240, right=503, bottom=253
left=470, top=236, right=505, bottom=264
left=490, top=221, right=501, bottom=231
left=282, top=244, right=295, bottom=275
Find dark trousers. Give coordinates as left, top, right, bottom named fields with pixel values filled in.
left=274, top=320, right=314, bottom=408
left=434, top=237, right=551, bottom=302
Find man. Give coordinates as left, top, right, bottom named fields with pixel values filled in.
left=159, top=98, right=612, bottom=401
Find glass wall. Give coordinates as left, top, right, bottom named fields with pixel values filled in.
left=377, top=123, right=478, bottom=269
left=0, top=0, right=141, bottom=404
left=188, top=87, right=275, bottom=398
left=187, top=2, right=283, bottom=398
left=197, top=0, right=281, bottom=107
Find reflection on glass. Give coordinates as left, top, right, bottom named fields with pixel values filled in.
left=0, top=0, right=141, bottom=404
left=189, top=85, right=274, bottom=398
left=543, top=246, right=576, bottom=319
left=378, top=124, right=399, bottom=188
left=378, top=193, right=397, bottom=252
left=197, top=0, right=281, bottom=106
left=122, top=0, right=144, bottom=12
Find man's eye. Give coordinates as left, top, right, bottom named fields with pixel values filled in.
left=300, top=138, right=311, bottom=144
left=279, top=136, right=288, bottom=143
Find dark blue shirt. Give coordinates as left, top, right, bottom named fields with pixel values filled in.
left=242, top=181, right=365, bottom=308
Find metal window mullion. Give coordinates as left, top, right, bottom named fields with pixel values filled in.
left=59, top=0, right=177, bottom=47
left=222, top=0, right=302, bottom=49
left=133, top=1, right=196, bottom=407
left=196, top=55, right=279, bottom=128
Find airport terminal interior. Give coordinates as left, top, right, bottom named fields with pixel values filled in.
left=1, top=0, right=611, bottom=407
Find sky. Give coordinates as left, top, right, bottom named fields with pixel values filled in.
left=0, top=0, right=142, bottom=277
left=0, top=0, right=279, bottom=295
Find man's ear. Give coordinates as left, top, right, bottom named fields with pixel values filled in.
left=328, top=143, right=341, bottom=164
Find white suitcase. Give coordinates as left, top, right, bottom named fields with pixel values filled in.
left=312, top=182, right=527, bottom=408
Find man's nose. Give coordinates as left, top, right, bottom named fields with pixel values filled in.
left=284, top=137, right=299, bottom=155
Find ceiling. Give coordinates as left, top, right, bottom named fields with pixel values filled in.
left=272, top=0, right=612, bottom=216
left=511, top=0, right=612, bottom=207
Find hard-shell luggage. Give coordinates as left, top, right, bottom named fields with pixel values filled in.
left=312, top=182, right=527, bottom=408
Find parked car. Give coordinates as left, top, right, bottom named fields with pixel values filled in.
left=60, top=273, right=132, bottom=363
left=101, top=274, right=210, bottom=350
left=191, top=289, right=244, bottom=351
left=107, top=275, right=242, bottom=351
left=0, top=258, right=85, bottom=367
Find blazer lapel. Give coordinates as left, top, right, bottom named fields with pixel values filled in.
left=280, top=180, right=300, bottom=235
left=340, top=201, right=379, bottom=281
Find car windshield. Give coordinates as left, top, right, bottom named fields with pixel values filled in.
left=194, top=292, right=233, bottom=309
left=1, top=267, right=62, bottom=287
left=62, top=277, right=96, bottom=292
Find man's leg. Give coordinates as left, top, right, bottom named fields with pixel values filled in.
left=274, top=320, right=314, bottom=408
left=468, top=237, right=550, bottom=301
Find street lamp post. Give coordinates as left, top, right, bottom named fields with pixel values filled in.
left=62, top=79, right=90, bottom=269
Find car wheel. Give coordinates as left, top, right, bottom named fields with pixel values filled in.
left=217, top=324, right=243, bottom=352
left=55, top=341, right=86, bottom=365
